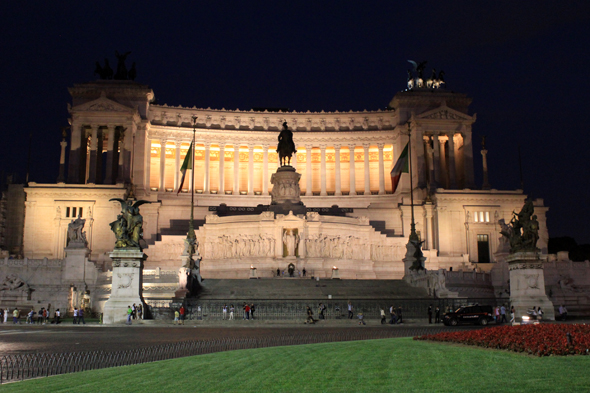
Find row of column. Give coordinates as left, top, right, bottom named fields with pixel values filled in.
left=154, top=142, right=388, bottom=196
left=420, top=131, right=474, bottom=190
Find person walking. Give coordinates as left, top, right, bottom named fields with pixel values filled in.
left=73, top=308, right=78, bottom=324
left=26, top=308, right=34, bottom=324
left=559, top=305, right=568, bottom=321
left=250, top=304, right=256, bottom=320
left=36, top=308, right=43, bottom=324
left=510, top=306, right=515, bottom=324
left=243, top=303, right=247, bottom=320
left=305, top=306, right=315, bottom=324
left=132, top=304, right=137, bottom=320
left=347, top=302, right=354, bottom=319
left=357, top=312, right=366, bottom=325
left=42, top=308, right=48, bottom=325
left=222, top=304, right=228, bottom=320
left=435, top=306, right=440, bottom=323
left=174, top=309, right=180, bottom=325
left=229, top=304, right=234, bottom=320
left=428, top=305, right=433, bottom=324
left=494, top=306, right=500, bottom=323
left=179, top=305, right=185, bottom=325
left=3, top=308, right=8, bottom=323
left=126, top=306, right=133, bottom=325
left=380, top=308, right=386, bottom=324
left=500, top=305, right=507, bottom=323
left=54, top=309, right=61, bottom=324
left=245, top=304, right=251, bottom=320
left=13, top=308, right=19, bottom=324
left=78, top=308, right=86, bottom=325
left=137, top=304, right=143, bottom=320
left=302, top=268, right=306, bottom=277
left=537, top=306, right=544, bottom=321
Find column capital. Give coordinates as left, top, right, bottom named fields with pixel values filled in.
left=319, top=144, right=327, bottom=150
left=248, top=145, right=255, bottom=151
left=362, top=143, right=370, bottom=150
left=175, top=140, right=182, bottom=148
left=304, top=144, right=314, bottom=150
left=203, top=141, right=212, bottom=148
left=261, top=144, right=269, bottom=150
left=376, top=143, right=385, bottom=149
left=347, top=144, right=356, bottom=150
left=333, top=144, right=341, bottom=151
left=106, top=124, right=116, bottom=131
left=218, top=144, right=225, bottom=151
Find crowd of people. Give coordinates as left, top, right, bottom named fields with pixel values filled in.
left=0, top=306, right=64, bottom=324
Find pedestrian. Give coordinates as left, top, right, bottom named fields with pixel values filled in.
left=380, top=308, right=386, bottom=324
left=174, top=309, right=180, bottom=325
left=0, top=308, right=3, bottom=324
left=3, top=308, right=7, bottom=324
left=37, top=308, right=43, bottom=324
left=347, top=301, right=353, bottom=319
left=245, top=304, right=250, bottom=320
left=138, top=304, right=143, bottom=319
left=428, top=304, right=433, bottom=324
left=42, top=308, right=48, bottom=324
left=13, top=308, right=19, bottom=324
left=243, top=303, right=247, bottom=319
left=510, top=306, right=515, bottom=323
left=318, top=303, right=325, bottom=320
left=302, top=268, right=306, bottom=277
left=126, top=305, right=132, bottom=325
left=26, top=308, right=34, bottom=324
left=305, top=306, right=315, bottom=324
left=357, top=312, right=366, bottom=325
left=78, top=308, right=86, bottom=325
left=250, top=304, right=256, bottom=320
left=559, top=305, right=568, bottom=321
left=500, top=305, right=507, bottom=323
left=179, top=305, right=185, bottom=325
left=494, top=306, right=500, bottom=323
left=229, top=304, right=234, bottom=320
left=132, top=303, right=137, bottom=320
left=537, top=306, right=543, bottom=321
left=223, top=304, right=228, bottom=320
left=55, top=309, right=61, bottom=324
left=276, top=268, right=280, bottom=277
left=398, top=306, right=403, bottom=324
left=435, top=306, right=440, bottom=323
left=73, top=307, right=78, bottom=324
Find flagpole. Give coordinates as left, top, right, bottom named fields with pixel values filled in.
left=188, top=116, right=197, bottom=245
left=407, top=121, right=418, bottom=242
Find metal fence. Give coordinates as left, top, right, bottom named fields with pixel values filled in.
left=147, top=297, right=498, bottom=321
left=0, top=328, right=461, bottom=384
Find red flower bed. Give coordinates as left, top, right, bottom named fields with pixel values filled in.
left=414, top=324, right=590, bottom=356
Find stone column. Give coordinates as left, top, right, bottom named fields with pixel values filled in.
left=203, top=142, right=211, bottom=194
left=481, top=147, right=490, bottom=190
left=334, top=144, right=342, bottom=196
left=233, top=144, right=240, bottom=195
left=348, top=144, right=356, bottom=195
left=462, top=130, right=475, bottom=188
left=363, top=143, right=371, bottom=195
left=447, top=133, right=457, bottom=188
left=57, top=137, right=68, bottom=183
left=426, top=137, right=436, bottom=191
left=432, top=133, right=441, bottom=189
left=262, top=144, right=269, bottom=195
left=415, top=128, right=427, bottom=188
left=305, top=145, right=313, bottom=196
left=439, top=137, right=448, bottom=188
left=248, top=145, right=254, bottom=195
left=104, top=125, right=116, bottom=184
left=87, top=124, right=99, bottom=184
left=292, top=148, right=297, bottom=170
left=218, top=144, right=225, bottom=194
left=67, top=122, right=81, bottom=183
left=174, top=141, right=181, bottom=192
left=377, top=143, right=385, bottom=195
left=320, top=144, right=327, bottom=196
left=116, top=130, right=125, bottom=184
left=159, top=139, right=167, bottom=191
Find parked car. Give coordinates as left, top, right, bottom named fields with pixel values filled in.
left=443, top=305, right=494, bottom=326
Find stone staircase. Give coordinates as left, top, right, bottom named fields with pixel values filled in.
left=194, top=278, right=429, bottom=300
left=369, top=220, right=396, bottom=237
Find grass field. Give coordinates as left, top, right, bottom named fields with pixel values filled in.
left=1, top=337, right=589, bottom=392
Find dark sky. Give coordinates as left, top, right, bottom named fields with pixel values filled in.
left=1, top=2, right=589, bottom=243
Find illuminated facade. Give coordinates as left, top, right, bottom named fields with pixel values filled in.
left=23, top=80, right=549, bottom=279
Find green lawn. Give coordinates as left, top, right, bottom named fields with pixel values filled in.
left=1, top=337, right=589, bottom=392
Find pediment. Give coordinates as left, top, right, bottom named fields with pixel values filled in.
left=70, top=93, right=134, bottom=114
left=417, top=105, right=471, bottom=121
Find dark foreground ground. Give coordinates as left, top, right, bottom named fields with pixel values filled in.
left=0, top=320, right=481, bottom=355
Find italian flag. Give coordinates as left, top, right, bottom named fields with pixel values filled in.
left=177, top=142, right=193, bottom=195
left=390, top=142, right=409, bottom=193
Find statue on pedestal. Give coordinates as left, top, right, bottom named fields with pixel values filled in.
left=277, top=122, right=297, bottom=166
left=109, top=199, right=151, bottom=250
left=67, top=216, right=88, bottom=247
left=500, top=199, right=539, bottom=253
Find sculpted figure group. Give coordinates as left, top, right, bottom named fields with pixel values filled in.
left=500, top=199, right=540, bottom=253
left=94, top=51, right=136, bottom=81
left=109, top=199, right=151, bottom=250
left=205, top=234, right=276, bottom=259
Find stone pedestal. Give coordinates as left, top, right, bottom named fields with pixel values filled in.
left=507, top=252, right=555, bottom=321
left=402, top=239, right=426, bottom=279
left=249, top=267, right=258, bottom=279
left=103, top=249, right=146, bottom=324
left=331, top=268, right=340, bottom=279
left=62, top=246, right=90, bottom=282
left=269, top=166, right=306, bottom=216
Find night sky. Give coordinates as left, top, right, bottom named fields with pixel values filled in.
left=1, top=3, right=589, bottom=243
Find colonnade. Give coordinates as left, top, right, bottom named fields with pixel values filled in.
left=151, top=141, right=390, bottom=196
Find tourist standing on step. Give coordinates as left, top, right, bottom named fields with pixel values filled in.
left=348, top=302, right=354, bottom=319
left=179, top=305, right=185, bottom=325
left=229, top=304, right=234, bottom=320
left=435, top=306, right=440, bottom=323
left=428, top=305, right=433, bottom=324
left=223, top=304, right=227, bottom=320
